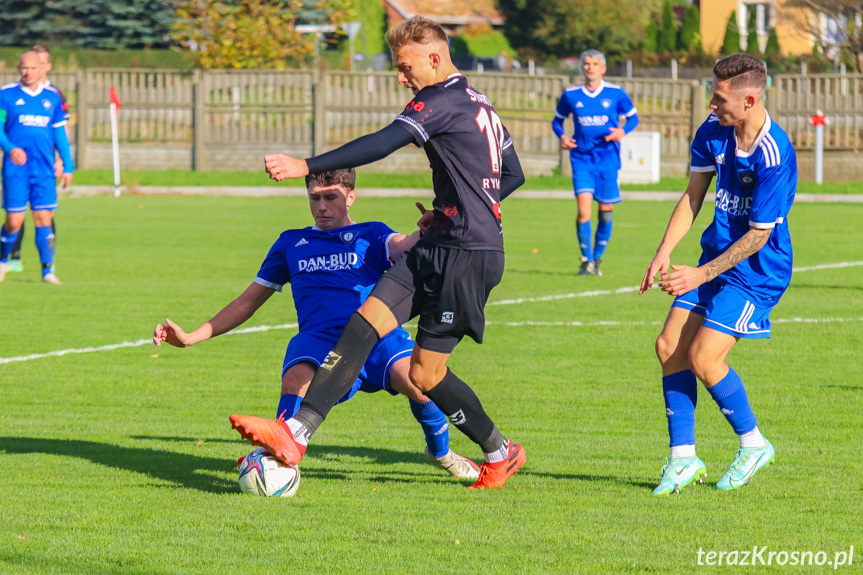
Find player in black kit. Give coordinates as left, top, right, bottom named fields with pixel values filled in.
left=231, top=15, right=527, bottom=489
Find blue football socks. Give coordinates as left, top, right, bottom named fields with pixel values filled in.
left=34, top=225, right=54, bottom=276
left=0, top=225, right=20, bottom=263
left=663, top=369, right=698, bottom=447
left=594, top=210, right=613, bottom=259
left=276, top=393, right=304, bottom=420
left=576, top=220, right=593, bottom=261
left=409, top=399, right=450, bottom=458
left=706, top=367, right=758, bottom=435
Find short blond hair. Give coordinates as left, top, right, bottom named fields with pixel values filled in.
left=385, top=16, right=448, bottom=53
left=32, top=44, right=52, bottom=62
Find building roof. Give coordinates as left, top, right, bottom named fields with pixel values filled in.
left=383, top=0, right=504, bottom=26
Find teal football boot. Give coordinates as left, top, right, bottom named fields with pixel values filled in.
left=716, top=439, right=774, bottom=491
left=653, top=456, right=707, bottom=495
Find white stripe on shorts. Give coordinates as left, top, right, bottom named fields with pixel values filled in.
left=735, top=301, right=755, bottom=332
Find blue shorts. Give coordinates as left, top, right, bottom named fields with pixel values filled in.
left=2, top=172, right=57, bottom=213
left=572, top=169, right=621, bottom=204
left=282, top=326, right=414, bottom=403
left=672, top=281, right=773, bottom=339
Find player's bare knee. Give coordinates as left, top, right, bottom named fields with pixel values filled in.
left=655, top=332, right=678, bottom=364
left=687, top=346, right=717, bottom=382
left=408, top=362, right=444, bottom=393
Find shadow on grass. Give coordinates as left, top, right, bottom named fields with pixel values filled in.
left=133, top=436, right=453, bottom=481
left=132, top=435, right=659, bottom=489
left=133, top=435, right=436, bottom=468
left=0, top=436, right=237, bottom=494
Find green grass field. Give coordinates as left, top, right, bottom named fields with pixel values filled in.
left=69, top=169, right=863, bottom=195
left=1, top=195, right=861, bottom=574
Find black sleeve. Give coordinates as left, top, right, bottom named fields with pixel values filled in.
left=305, top=123, right=415, bottom=174
left=499, top=149, right=525, bottom=201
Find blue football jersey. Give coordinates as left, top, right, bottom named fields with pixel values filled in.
left=0, top=82, right=67, bottom=177
left=690, top=112, right=797, bottom=306
left=254, top=222, right=397, bottom=332
left=553, top=81, right=637, bottom=171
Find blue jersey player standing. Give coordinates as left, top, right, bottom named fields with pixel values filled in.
left=153, top=169, right=480, bottom=482
left=640, top=54, right=796, bottom=495
left=0, top=51, right=73, bottom=284
left=552, top=50, right=639, bottom=276
left=7, top=45, right=70, bottom=275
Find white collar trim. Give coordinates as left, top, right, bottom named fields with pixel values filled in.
left=581, top=80, right=605, bottom=98
left=735, top=113, right=772, bottom=157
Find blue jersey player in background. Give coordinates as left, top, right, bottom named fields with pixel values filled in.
left=153, top=168, right=480, bottom=483
left=7, top=45, right=70, bottom=275
left=640, top=54, right=796, bottom=495
left=0, top=51, right=73, bottom=284
left=552, top=50, right=639, bottom=276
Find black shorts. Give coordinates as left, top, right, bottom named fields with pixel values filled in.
left=371, top=242, right=504, bottom=354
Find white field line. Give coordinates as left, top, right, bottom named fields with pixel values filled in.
left=1, top=261, right=861, bottom=365
left=0, top=323, right=299, bottom=365
left=489, top=260, right=863, bottom=306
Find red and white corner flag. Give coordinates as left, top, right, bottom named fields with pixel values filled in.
left=109, top=86, right=122, bottom=196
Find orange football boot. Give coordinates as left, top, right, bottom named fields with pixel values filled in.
left=469, top=442, right=526, bottom=489
left=229, top=414, right=303, bottom=467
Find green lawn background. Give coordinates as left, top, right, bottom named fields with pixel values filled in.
left=0, top=196, right=861, bottom=574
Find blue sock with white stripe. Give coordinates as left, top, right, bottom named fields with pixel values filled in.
left=0, top=225, right=20, bottom=263
left=34, top=226, right=54, bottom=276
left=276, top=393, right=304, bottom=420
left=706, top=367, right=758, bottom=435
left=409, top=399, right=450, bottom=458
left=576, top=220, right=593, bottom=261
left=594, top=210, right=613, bottom=259
left=663, top=369, right=698, bottom=449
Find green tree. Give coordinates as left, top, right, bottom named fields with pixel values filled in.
left=171, top=0, right=354, bottom=69
left=680, top=4, right=702, bottom=53
left=658, top=0, right=678, bottom=52
left=720, top=11, right=741, bottom=54
left=353, top=0, right=386, bottom=62
left=0, top=0, right=175, bottom=49
left=764, top=27, right=781, bottom=60
left=496, top=0, right=660, bottom=63
left=745, top=8, right=761, bottom=54
left=643, top=20, right=658, bottom=54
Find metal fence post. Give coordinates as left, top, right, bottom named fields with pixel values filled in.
left=193, top=69, right=206, bottom=171
left=76, top=69, right=89, bottom=170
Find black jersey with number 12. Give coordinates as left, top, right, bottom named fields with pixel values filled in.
left=394, top=73, right=515, bottom=252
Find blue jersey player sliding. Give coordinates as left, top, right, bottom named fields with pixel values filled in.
left=0, top=51, right=73, bottom=284
left=552, top=50, right=639, bottom=276
left=640, top=54, right=796, bottom=495
left=153, top=168, right=480, bottom=482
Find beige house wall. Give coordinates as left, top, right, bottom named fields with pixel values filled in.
left=774, top=1, right=814, bottom=55
left=701, top=0, right=739, bottom=55
left=701, top=0, right=814, bottom=56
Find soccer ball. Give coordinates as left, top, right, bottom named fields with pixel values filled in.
left=238, top=447, right=301, bottom=497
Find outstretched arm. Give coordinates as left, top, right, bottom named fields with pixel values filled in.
left=153, top=282, right=275, bottom=347
left=639, top=170, right=714, bottom=294
left=265, top=123, right=414, bottom=182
